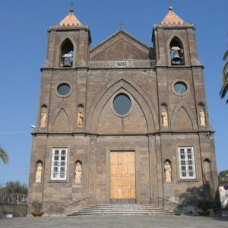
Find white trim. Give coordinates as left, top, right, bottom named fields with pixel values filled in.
left=51, top=147, right=68, bottom=180
left=178, top=146, right=196, bottom=179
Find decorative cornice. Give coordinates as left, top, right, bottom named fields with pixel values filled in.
left=31, top=130, right=215, bottom=137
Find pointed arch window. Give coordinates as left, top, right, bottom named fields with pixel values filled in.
left=60, top=39, right=74, bottom=67
left=170, top=37, right=184, bottom=65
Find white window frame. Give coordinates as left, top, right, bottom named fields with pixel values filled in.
left=51, top=148, right=68, bottom=180
left=178, top=146, right=196, bottom=179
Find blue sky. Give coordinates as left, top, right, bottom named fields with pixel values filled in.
left=0, top=0, right=227, bottom=186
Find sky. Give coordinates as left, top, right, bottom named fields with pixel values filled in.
left=0, top=0, right=227, bottom=186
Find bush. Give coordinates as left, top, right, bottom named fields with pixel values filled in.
left=219, top=170, right=228, bottom=177
left=31, top=200, right=42, bottom=212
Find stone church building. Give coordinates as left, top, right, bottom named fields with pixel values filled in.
left=28, top=8, right=218, bottom=215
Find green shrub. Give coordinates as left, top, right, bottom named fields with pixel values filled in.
left=31, top=200, right=42, bottom=212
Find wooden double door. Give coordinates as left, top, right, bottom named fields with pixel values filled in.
left=110, top=152, right=136, bottom=203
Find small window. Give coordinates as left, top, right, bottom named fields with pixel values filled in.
left=113, top=93, right=131, bottom=115
left=178, top=147, right=196, bottom=179
left=173, top=81, right=187, bottom=95
left=57, top=83, right=71, bottom=96
left=51, top=148, right=68, bottom=180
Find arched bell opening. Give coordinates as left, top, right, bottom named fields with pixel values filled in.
left=60, top=38, right=74, bottom=67
left=170, top=37, right=184, bottom=65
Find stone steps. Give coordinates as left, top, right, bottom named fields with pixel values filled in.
left=68, top=204, right=173, bottom=216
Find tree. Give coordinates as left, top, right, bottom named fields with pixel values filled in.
left=4, top=181, right=28, bottom=195
left=220, top=50, right=228, bottom=103
left=0, top=181, right=28, bottom=204
left=219, top=169, right=228, bottom=177
left=0, top=145, right=8, bottom=164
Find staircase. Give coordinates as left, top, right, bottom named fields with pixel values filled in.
left=68, top=204, right=173, bottom=216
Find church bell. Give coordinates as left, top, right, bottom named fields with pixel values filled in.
left=171, top=46, right=182, bottom=62
left=62, top=53, right=73, bottom=67
left=172, top=50, right=181, bottom=62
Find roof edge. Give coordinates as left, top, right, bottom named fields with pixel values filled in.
left=90, top=30, right=150, bottom=53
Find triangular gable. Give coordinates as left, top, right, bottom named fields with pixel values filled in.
left=90, top=30, right=151, bottom=60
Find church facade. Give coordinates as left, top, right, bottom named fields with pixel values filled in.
left=28, top=8, right=218, bottom=215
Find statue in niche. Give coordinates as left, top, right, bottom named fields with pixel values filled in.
left=161, top=108, right=168, bottom=127
left=77, top=111, right=84, bottom=128
left=40, top=106, right=47, bottom=129
left=164, top=161, right=172, bottom=182
left=74, top=162, right=82, bottom=183
left=35, top=162, right=43, bottom=183
left=199, top=108, right=206, bottom=126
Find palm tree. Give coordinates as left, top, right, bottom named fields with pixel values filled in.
left=0, top=146, right=8, bottom=164
left=220, top=50, right=228, bottom=103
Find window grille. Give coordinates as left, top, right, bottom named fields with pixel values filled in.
left=51, top=148, right=68, bottom=180
left=178, top=147, right=196, bottom=179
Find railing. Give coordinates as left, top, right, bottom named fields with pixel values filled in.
left=64, top=196, right=89, bottom=208
left=89, top=60, right=156, bottom=69
left=0, top=194, right=27, bottom=205
left=157, top=196, right=180, bottom=213
left=158, top=196, right=180, bottom=206
left=64, top=196, right=90, bottom=215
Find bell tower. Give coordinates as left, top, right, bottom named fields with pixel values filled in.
left=153, top=7, right=212, bottom=130
left=154, top=6, right=200, bottom=67
left=36, top=8, right=91, bottom=134
left=28, top=9, right=91, bottom=211
left=152, top=7, right=218, bottom=201
left=44, top=8, right=91, bottom=69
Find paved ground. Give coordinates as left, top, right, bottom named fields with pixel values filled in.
left=0, top=215, right=227, bottom=228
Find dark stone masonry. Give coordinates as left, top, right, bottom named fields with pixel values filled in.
left=28, top=8, right=218, bottom=215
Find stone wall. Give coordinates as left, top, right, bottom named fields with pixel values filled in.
left=28, top=13, right=218, bottom=215
left=0, top=204, right=27, bottom=218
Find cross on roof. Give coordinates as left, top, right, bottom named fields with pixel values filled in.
left=70, top=1, right=75, bottom=12
left=167, top=0, right=174, bottom=10
left=118, top=22, right=125, bottom=30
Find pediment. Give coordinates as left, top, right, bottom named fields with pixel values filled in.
left=90, top=30, right=151, bottom=61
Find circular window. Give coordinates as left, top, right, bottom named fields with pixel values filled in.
left=113, top=93, right=131, bottom=115
left=173, top=81, right=187, bottom=94
left=57, top=83, right=71, bottom=96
